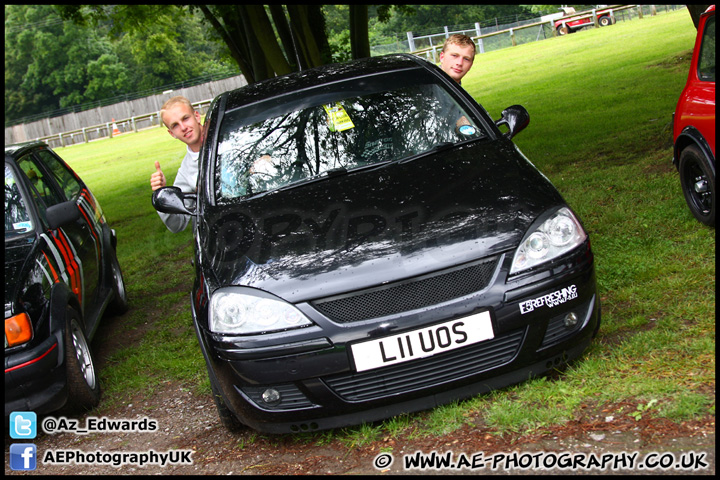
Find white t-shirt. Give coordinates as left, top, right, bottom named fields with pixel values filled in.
left=157, top=146, right=199, bottom=233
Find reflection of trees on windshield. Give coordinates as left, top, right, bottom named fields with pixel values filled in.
left=216, top=83, right=479, bottom=200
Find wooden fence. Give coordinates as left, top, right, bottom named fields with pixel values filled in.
left=4, top=75, right=247, bottom=148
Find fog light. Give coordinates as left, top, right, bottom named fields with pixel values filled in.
left=261, top=388, right=282, bottom=406
left=564, top=312, right=578, bottom=328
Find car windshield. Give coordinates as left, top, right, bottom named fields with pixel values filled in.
left=5, top=165, right=34, bottom=237
left=214, top=72, right=486, bottom=201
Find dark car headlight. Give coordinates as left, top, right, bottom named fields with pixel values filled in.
left=510, top=207, right=587, bottom=274
left=209, top=287, right=313, bottom=335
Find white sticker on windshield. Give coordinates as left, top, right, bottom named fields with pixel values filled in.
left=458, top=125, right=476, bottom=136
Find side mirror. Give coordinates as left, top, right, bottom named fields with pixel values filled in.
left=152, top=186, right=196, bottom=215
left=496, top=105, right=530, bottom=139
left=46, top=200, right=80, bottom=230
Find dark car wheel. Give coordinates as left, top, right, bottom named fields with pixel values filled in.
left=679, top=145, right=715, bottom=227
left=63, top=307, right=101, bottom=412
left=598, top=16, right=612, bottom=27
left=208, top=367, right=244, bottom=432
left=107, top=247, right=129, bottom=314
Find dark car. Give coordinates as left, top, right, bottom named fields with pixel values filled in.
left=153, top=54, right=601, bottom=434
left=5, top=141, right=127, bottom=415
left=672, top=4, right=715, bottom=227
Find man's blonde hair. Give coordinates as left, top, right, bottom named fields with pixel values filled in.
left=160, top=96, right=194, bottom=128
left=442, top=34, right=476, bottom=56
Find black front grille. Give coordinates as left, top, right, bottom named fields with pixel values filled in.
left=323, top=328, right=524, bottom=402
left=312, top=256, right=499, bottom=323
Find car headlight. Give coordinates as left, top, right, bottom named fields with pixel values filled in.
left=209, top=288, right=313, bottom=335
left=510, top=207, right=587, bottom=274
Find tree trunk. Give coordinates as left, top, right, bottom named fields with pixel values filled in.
left=686, top=5, right=711, bottom=29
left=244, top=5, right=292, bottom=77
left=269, top=5, right=298, bottom=71
left=198, top=5, right=255, bottom=83
left=287, top=5, right=322, bottom=68
left=350, top=5, right=371, bottom=59
left=306, top=5, right=332, bottom=66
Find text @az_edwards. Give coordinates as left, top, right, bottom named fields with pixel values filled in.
left=41, top=416, right=157, bottom=435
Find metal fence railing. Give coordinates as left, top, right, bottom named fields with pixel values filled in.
left=373, top=5, right=685, bottom=61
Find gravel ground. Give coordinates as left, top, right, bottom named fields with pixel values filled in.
left=5, top=380, right=714, bottom=475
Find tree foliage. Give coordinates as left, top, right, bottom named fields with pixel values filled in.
left=6, top=4, right=696, bottom=125
left=4, top=4, right=234, bottom=122
left=1, top=3, right=533, bottom=123
left=5, top=5, right=130, bottom=118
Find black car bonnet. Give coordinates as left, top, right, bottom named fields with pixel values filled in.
left=198, top=140, right=564, bottom=303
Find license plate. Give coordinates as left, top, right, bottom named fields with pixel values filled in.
left=350, top=311, right=494, bottom=372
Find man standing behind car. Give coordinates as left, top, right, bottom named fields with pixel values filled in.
left=150, top=96, right=204, bottom=233
left=439, top=34, right=476, bottom=85
left=439, top=34, right=476, bottom=132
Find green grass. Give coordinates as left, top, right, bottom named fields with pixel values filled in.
left=55, top=8, right=714, bottom=442
left=58, top=126, right=203, bottom=404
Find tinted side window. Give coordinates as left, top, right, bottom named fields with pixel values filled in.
left=5, top=165, right=33, bottom=234
left=17, top=154, right=65, bottom=208
left=698, top=15, right=715, bottom=82
left=35, top=149, right=82, bottom=199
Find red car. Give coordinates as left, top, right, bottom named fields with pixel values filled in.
left=555, top=6, right=615, bottom=35
left=673, top=5, right=715, bottom=227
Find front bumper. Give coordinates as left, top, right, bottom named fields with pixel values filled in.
left=197, top=247, right=600, bottom=434
left=5, top=334, right=68, bottom=416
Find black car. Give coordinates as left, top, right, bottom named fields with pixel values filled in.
left=153, top=54, right=600, bottom=434
left=5, top=141, right=127, bottom=415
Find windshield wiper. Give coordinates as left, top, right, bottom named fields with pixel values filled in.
left=430, top=142, right=456, bottom=152
left=268, top=161, right=393, bottom=195
left=398, top=142, right=457, bottom=164
left=326, top=167, right=347, bottom=177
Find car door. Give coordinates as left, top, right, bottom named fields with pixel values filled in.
left=16, top=149, right=101, bottom=318
left=692, top=12, right=715, bottom=152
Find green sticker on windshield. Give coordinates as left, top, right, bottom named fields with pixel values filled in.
left=323, top=103, right=355, bottom=132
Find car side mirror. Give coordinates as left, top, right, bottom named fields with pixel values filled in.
left=496, top=105, right=530, bottom=139
left=152, top=186, right=196, bottom=215
left=46, top=200, right=81, bottom=230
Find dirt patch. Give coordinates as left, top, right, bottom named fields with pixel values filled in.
left=5, top=378, right=715, bottom=475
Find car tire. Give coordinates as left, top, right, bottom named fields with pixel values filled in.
left=63, top=307, right=101, bottom=412
left=679, top=145, right=715, bottom=227
left=107, top=247, right=129, bottom=314
left=598, top=16, right=612, bottom=27
left=208, top=374, right=244, bottom=432
left=557, top=26, right=569, bottom=35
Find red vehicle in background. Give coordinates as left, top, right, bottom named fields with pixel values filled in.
left=555, top=6, right=616, bottom=35
left=673, top=5, right=715, bottom=227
